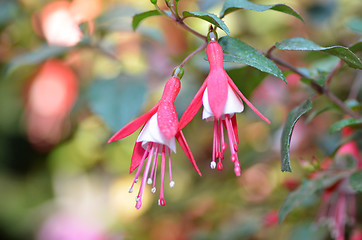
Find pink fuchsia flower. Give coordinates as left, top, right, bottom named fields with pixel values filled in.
left=108, top=68, right=201, bottom=209
left=179, top=32, right=270, bottom=176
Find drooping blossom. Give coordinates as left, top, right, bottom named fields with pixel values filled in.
left=108, top=68, right=201, bottom=209
left=32, top=0, right=101, bottom=46
left=179, top=32, right=270, bottom=176
left=316, top=127, right=361, bottom=240
left=25, top=59, right=78, bottom=150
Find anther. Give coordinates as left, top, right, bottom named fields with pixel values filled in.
left=217, top=162, right=223, bottom=171
left=234, top=144, right=238, bottom=152
left=159, top=198, right=166, bottom=206
left=128, top=187, right=133, bottom=193
left=222, top=143, right=227, bottom=151
left=151, top=187, right=156, bottom=193
left=231, top=154, right=237, bottom=162
left=210, top=161, right=216, bottom=169
left=147, top=178, right=152, bottom=185
left=169, top=181, right=175, bottom=188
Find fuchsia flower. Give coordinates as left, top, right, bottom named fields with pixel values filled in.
left=179, top=32, right=270, bottom=176
left=316, top=127, right=361, bottom=240
left=108, top=68, right=201, bottom=209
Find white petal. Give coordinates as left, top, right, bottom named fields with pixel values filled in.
left=136, top=113, right=177, bottom=153
left=202, top=85, right=244, bottom=120
left=43, top=10, right=82, bottom=46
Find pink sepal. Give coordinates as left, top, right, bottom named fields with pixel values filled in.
left=157, top=101, right=178, bottom=139
left=179, top=81, right=207, bottom=130
left=231, top=114, right=239, bottom=144
left=108, top=103, right=160, bottom=143
left=207, top=70, right=228, bottom=119
left=130, top=142, right=146, bottom=173
left=227, top=77, right=271, bottom=124
left=176, top=131, right=202, bottom=176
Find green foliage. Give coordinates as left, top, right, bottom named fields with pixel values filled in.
left=226, top=66, right=268, bottom=98
left=347, top=18, right=362, bottom=34
left=281, top=99, right=312, bottom=172
left=87, top=76, right=147, bottom=131
left=132, top=10, right=165, bottom=30
left=5, top=44, right=69, bottom=73
left=329, top=118, right=362, bottom=134
left=0, top=0, right=19, bottom=27
left=219, top=36, right=286, bottom=82
left=305, top=105, right=337, bottom=123
left=279, top=172, right=347, bottom=223
left=349, top=170, right=362, bottom=192
left=276, top=37, right=362, bottom=69
left=182, top=11, right=230, bottom=35
left=219, top=0, right=304, bottom=21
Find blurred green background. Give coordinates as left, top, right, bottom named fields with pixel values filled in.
left=0, top=0, right=361, bottom=239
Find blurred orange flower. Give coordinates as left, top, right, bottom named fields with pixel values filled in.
left=25, top=59, right=78, bottom=150
left=32, top=0, right=102, bottom=46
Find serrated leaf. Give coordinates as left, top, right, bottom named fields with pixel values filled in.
left=132, top=10, right=162, bottom=30
left=220, top=0, right=303, bottom=22
left=281, top=99, right=312, bottom=172
left=276, top=37, right=362, bottom=69
left=226, top=66, right=268, bottom=98
left=88, top=76, right=147, bottom=131
left=279, top=173, right=346, bottom=223
left=5, top=44, right=69, bottom=73
left=350, top=170, right=362, bottom=192
left=329, top=118, right=362, bottom=134
left=219, top=36, right=286, bottom=82
left=183, top=11, right=230, bottom=35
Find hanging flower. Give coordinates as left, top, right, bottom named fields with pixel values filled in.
left=315, top=126, right=361, bottom=240
left=179, top=31, right=270, bottom=176
left=108, top=67, right=201, bottom=209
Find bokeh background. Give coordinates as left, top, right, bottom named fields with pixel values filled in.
left=0, top=0, right=361, bottom=239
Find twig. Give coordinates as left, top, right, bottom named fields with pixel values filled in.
left=180, top=42, right=207, bottom=67
left=267, top=52, right=360, bottom=119
left=325, top=60, right=344, bottom=86
left=348, top=70, right=362, bottom=100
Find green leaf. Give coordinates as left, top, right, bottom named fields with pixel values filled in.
left=347, top=18, right=362, bottom=34
left=329, top=118, right=362, bottom=134
left=306, top=105, right=337, bottom=123
left=219, top=36, right=286, bottom=82
left=349, top=41, right=362, bottom=53
left=281, top=99, right=312, bottom=172
left=0, top=0, right=18, bottom=27
left=182, top=11, right=230, bottom=35
left=290, top=222, right=328, bottom=240
left=226, top=66, right=268, bottom=98
left=5, top=44, right=69, bottom=73
left=350, top=170, right=362, bottom=192
left=276, top=37, right=362, bottom=69
left=132, top=10, right=162, bottom=31
left=279, top=172, right=346, bottom=223
left=220, top=0, right=303, bottom=22
left=88, top=76, right=147, bottom=131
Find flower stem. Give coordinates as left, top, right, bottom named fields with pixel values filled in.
left=180, top=42, right=207, bottom=67
left=266, top=48, right=360, bottom=119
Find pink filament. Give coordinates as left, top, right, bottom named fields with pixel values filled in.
left=168, top=148, right=173, bottom=183
left=136, top=143, right=155, bottom=209
left=129, top=144, right=151, bottom=191
left=159, top=145, right=166, bottom=206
